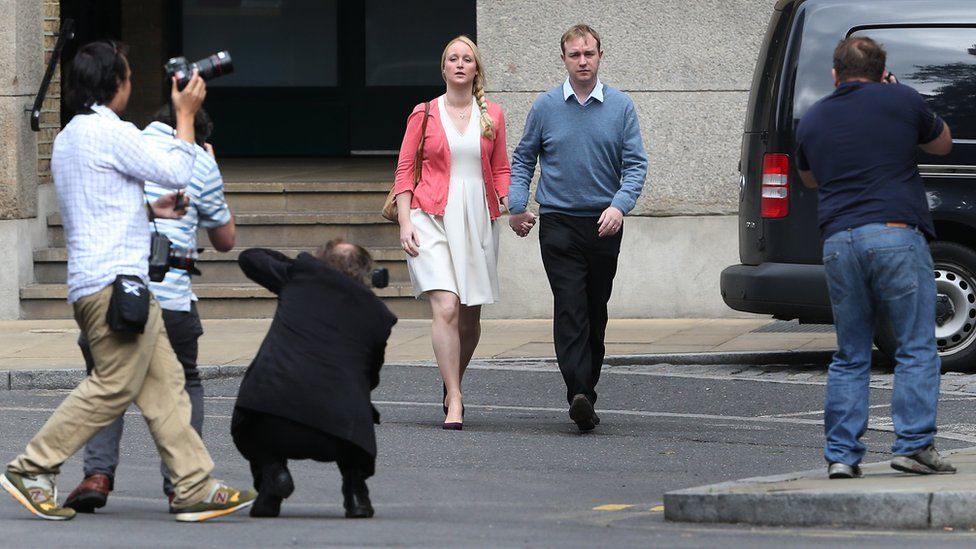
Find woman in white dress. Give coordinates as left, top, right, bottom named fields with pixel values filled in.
left=392, top=36, right=527, bottom=429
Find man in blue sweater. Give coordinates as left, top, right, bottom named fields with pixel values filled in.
left=508, top=24, right=648, bottom=432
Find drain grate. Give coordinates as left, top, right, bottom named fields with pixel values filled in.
left=752, top=320, right=835, bottom=334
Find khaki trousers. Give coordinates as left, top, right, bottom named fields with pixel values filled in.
left=7, top=284, right=215, bottom=506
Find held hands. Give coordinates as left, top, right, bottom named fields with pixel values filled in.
left=508, top=211, right=537, bottom=238
left=882, top=70, right=898, bottom=84
left=597, top=206, right=624, bottom=238
left=151, top=191, right=190, bottom=219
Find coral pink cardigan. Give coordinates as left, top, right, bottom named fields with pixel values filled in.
left=393, top=98, right=511, bottom=220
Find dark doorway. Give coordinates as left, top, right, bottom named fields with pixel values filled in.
left=59, top=0, right=477, bottom=157
left=179, top=0, right=477, bottom=157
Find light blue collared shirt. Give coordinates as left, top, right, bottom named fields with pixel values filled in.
left=562, top=78, right=604, bottom=106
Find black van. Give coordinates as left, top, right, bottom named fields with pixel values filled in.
left=721, top=0, right=976, bottom=372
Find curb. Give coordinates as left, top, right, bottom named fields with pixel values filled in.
left=663, top=453, right=976, bottom=529
left=0, top=350, right=837, bottom=391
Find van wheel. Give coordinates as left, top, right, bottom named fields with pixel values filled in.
left=874, top=241, right=976, bottom=373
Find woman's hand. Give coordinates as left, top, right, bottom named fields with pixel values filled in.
left=400, top=220, right=421, bottom=257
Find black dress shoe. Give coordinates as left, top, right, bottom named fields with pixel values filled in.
left=569, top=394, right=596, bottom=432
left=342, top=476, right=374, bottom=519
left=250, top=463, right=294, bottom=518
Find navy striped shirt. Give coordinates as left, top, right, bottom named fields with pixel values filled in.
left=143, top=122, right=232, bottom=311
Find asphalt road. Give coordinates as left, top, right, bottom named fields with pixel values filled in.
left=2, top=361, right=976, bottom=547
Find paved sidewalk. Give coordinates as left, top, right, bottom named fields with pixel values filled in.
left=665, top=447, right=976, bottom=529
left=0, top=317, right=836, bottom=372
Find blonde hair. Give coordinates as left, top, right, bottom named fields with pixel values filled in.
left=560, top=24, right=602, bottom=54
left=441, top=35, right=494, bottom=139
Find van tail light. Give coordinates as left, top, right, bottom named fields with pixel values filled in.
left=761, top=153, right=790, bottom=219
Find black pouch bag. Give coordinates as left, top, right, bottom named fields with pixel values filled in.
left=106, top=275, right=150, bottom=333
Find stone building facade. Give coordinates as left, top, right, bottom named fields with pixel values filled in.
left=1, top=1, right=774, bottom=319
left=482, top=1, right=770, bottom=318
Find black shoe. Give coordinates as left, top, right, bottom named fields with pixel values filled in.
left=569, top=394, right=596, bottom=432
left=827, top=462, right=862, bottom=479
left=891, top=445, right=957, bottom=475
left=592, top=411, right=601, bottom=426
left=342, top=476, right=374, bottom=519
left=250, top=463, right=294, bottom=518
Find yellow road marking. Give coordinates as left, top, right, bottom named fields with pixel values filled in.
left=650, top=505, right=665, bottom=513
left=593, top=504, right=634, bottom=511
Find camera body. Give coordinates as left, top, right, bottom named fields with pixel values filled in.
left=371, top=268, right=389, bottom=289
left=164, top=51, right=234, bottom=90
left=149, top=233, right=202, bottom=282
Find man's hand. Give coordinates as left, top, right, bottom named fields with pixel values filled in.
left=151, top=191, right=191, bottom=219
left=172, top=70, right=206, bottom=117
left=882, top=70, right=898, bottom=84
left=597, top=206, right=624, bottom=237
left=509, top=211, right=537, bottom=238
left=172, top=70, right=206, bottom=145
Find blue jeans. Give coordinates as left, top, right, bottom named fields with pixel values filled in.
left=822, top=224, right=940, bottom=466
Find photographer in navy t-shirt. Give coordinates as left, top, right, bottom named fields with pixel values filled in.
left=795, top=36, right=954, bottom=480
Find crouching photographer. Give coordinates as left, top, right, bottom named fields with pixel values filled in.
left=0, top=40, right=254, bottom=522
left=66, top=104, right=237, bottom=513
left=231, top=240, right=397, bottom=518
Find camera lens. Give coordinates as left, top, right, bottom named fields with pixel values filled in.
left=192, top=51, right=233, bottom=82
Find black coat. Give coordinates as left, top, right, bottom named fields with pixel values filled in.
left=234, top=248, right=397, bottom=457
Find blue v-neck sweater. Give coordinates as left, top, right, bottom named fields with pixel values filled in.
left=508, top=84, right=648, bottom=216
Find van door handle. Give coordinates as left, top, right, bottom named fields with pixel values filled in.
left=919, top=165, right=976, bottom=178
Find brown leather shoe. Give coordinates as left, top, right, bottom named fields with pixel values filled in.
left=64, top=474, right=111, bottom=513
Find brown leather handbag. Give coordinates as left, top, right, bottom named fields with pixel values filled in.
left=382, top=101, right=430, bottom=223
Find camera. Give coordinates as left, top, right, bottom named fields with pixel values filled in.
left=164, top=51, right=234, bottom=90
left=371, top=268, right=389, bottom=289
left=149, top=233, right=202, bottom=282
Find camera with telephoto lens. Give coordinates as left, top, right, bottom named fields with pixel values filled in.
left=164, top=51, right=234, bottom=90
left=149, top=233, right=202, bottom=282
left=371, top=268, right=389, bottom=289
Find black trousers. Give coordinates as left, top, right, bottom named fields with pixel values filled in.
left=231, top=407, right=375, bottom=490
left=539, top=213, right=622, bottom=405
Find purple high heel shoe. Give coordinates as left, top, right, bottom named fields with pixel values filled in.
left=442, top=397, right=464, bottom=430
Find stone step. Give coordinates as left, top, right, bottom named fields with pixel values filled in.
left=47, top=211, right=401, bottom=248
left=32, top=247, right=411, bottom=285
left=19, top=283, right=430, bottom=320
left=222, top=181, right=391, bottom=213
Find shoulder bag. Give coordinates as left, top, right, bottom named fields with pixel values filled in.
left=381, top=101, right=430, bottom=223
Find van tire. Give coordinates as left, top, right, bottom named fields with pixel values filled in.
left=874, top=241, right=976, bottom=374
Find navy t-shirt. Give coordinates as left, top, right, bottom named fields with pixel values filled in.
left=795, top=81, right=944, bottom=240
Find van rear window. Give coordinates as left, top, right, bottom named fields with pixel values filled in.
left=793, top=27, right=976, bottom=140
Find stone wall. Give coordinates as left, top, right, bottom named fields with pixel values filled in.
left=477, top=0, right=773, bottom=318
left=478, top=0, right=770, bottom=216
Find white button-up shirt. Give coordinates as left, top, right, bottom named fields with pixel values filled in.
left=563, top=78, right=605, bottom=106
left=51, top=104, right=196, bottom=303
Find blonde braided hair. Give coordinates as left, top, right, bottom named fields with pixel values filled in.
left=441, top=35, right=495, bottom=140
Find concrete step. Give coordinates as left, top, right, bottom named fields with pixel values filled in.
left=222, top=181, right=391, bottom=213
left=32, top=247, right=410, bottom=285
left=20, top=283, right=430, bottom=320
left=47, top=211, right=402, bottom=248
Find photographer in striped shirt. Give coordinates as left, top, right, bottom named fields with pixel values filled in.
left=66, top=105, right=236, bottom=513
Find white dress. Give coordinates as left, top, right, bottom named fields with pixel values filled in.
left=407, top=96, right=500, bottom=305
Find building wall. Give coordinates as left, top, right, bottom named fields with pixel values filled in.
left=0, top=0, right=50, bottom=318
left=478, top=0, right=771, bottom=318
